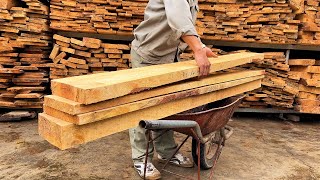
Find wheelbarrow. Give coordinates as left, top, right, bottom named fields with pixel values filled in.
left=139, top=95, right=245, bottom=180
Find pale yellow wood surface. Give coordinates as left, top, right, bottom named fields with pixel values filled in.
left=39, top=80, right=261, bottom=150
left=45, top=70, right=264, bottom=115
left=44, top=75, right=263, bottom=125
left=51, top=52, right=264, bottom=104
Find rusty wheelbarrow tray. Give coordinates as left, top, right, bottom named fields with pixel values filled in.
left=139, top=95, right=245, bottom=180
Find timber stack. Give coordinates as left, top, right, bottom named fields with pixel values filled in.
left=50, top=0, right=147, bottom=35
left=297, top=0, right=320, bottom=44
left=288, top=59, right=320, bottom=113
left=38, top=52, right=264, bottom=150
left=0, top=0, right=51, bottom=109
left=49, top=0, right=320, bottom=45
left=239, top=52, right=299, bottom=109
left=198, top=0, right=299, bottom=44
left=49, top=34, right=130, bottom=79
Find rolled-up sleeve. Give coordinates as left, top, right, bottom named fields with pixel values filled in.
left=163, top=0, right=198, bottom=40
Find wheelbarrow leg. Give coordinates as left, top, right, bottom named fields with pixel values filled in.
left=191, top=129, right=201, bottom=180
left=209, top=128, right=225, bottom=180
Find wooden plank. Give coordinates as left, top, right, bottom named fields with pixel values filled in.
left=307, top=66, right=320, bottom=74
left=49, top=44, right=60, bottom=60
left=299, top=84, right=320, bottom=94
left=44, top=75, right=263, bottom=125
left=53, top=52, right=66, bottom=64
left=53, top=34, right=71, bottom=43
left=51, top=52, right=264, bottom=104
left=39, top=79, right=261, bottom=150
left=83, top=37, right=101, bottom=49
left=0, top=0, right=19, bottom=9
left=15, top=93, right=43, bottom=99
left=45, top=70, right=264, bottom=115
left=288, top=59, right=315, bottom=66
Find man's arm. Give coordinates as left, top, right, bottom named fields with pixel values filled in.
left=163, top=0, right=217, bottom=77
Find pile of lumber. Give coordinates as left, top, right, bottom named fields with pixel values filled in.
left=288, top=59, right=320, bottom=113
left=38, top=52, right=264, bottom=150
left=50, top=0, right=147, bottom=35
left=49, top=34, right=130, bottom=79
left=297, top=0, right=320, bottom=44
left=49, top=0, right=320, bottom=45
left=0, top=0, right=51, bottom=109
left=198, top=0, right=300, bottom=44
left=239, top=52, right=299, bottom=109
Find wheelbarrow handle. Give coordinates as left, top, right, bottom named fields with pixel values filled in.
left=139, top=120, right=210, bottom=144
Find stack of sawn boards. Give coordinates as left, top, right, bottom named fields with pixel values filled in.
left=239, top=52, right=299, bottom=109
left=288, top=59, right=320, bottom=113
left=38, top=52, right=264, bottom=150
left=0, top=0, right=51, bottom=109
left=50, top=0, right=320, bottom=45
left=49, top=34, right=130, bottom=79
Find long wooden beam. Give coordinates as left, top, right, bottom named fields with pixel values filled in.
left=45, top=70, right=265, bottom=115
left=39, top=80, right=261, bottom=150
left=51, top=52, right=264, bottom=104
left=44, top=75, right=263, bottom=125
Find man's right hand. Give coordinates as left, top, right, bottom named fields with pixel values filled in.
left=194, top=47, right=217, bottom=77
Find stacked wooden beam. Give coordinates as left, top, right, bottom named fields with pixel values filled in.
left=49, top=34, right=130, bottom=79
left=288, top=59, right=320, bottom=113
left=50, top=0, right=147, bottom=35
left=0, top=0, right=51, bottom=109
left=239, top=52, right=299, bottom=109
left=38, top=52, right=264, bottom=150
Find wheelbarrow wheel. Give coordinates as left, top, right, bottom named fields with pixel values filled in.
left=191, top=131, right=223, bottom=170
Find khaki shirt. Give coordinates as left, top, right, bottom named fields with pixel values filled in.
left=131, top=0, right=199, bottom=65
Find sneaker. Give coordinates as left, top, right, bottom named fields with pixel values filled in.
left=134, top=162, right=161, bottom=180
left=158, top=153, right=194, bottom=168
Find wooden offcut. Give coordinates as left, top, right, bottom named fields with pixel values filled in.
left=51, top=52, right=264, bottom=104
left=39, top=80, right=261, bottom=150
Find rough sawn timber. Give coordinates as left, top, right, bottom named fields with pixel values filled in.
left=44, top=70, right=264, bottom=115
left=39, top=80, right=261, bottom=150
left=44, top=75, right=263, bottom=125
left=51, top=52, right=264, bottom=104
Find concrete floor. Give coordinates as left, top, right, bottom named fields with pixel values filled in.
left=0, top=115, right=319, bottom=180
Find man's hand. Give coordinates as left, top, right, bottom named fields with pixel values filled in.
left=181, top=35, right=218, bottom=78
left=194, top=47, right=218, bottom=77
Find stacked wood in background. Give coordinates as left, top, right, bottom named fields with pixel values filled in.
left=50, top=0, right=147, bottom=35
left=49, top=0, right=311, bottom=44
left=297, top=0, right=320, bottom=44
left=0, top=0, right=51, bottom=109
left=198, top=0, right=300, bottom=44
left=239, top=52, right=299, bottom=109
left=288, top=59, right=320, bottom=113
left=49, top=34, right=130, bottom=79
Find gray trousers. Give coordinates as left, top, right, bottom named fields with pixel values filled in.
left=129, top=49, right=177, bottom=163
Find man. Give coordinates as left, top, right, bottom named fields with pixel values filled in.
left=129, top=0, right=217, bottom=179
